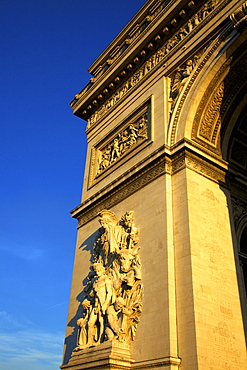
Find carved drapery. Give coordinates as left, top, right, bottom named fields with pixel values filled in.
left=74, top=210, right=143, bottom=351
left=96, top=112, right=148, bottom=175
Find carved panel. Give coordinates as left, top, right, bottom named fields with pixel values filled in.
left=74, top=210, right=143, bottom=351
left=199, top=82, right=224, bottom=142
left=89, top=102, right=151, bottom=188
left=191, top=45, right=247, bottom=153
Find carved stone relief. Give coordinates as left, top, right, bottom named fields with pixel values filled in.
left=191, top=47, right=247, bottom=153
left=199, top=82, right=224, bottom=142
left=87, top=1, right=222, bottom=128
left=88, top=103, right=150, bottom=188
left=96, top=112, right=148, bottom=176
left=73, top=148, right=227, bottom=229
left=90, top=1, right=223, bottom=82
left=74, top=210, right=143, bottom=351
left=169, top=52, right=204, bottom=111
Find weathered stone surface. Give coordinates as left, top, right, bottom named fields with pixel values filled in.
left=61, top=1, right=247, bottom=369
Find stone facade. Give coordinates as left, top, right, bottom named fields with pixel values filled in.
left=61, top=1, right=247, bottom=369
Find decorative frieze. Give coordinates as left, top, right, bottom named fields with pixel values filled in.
left=74, top=155, right=169, bottom=227
left=88, top=1, right=167, bottom=81
left=172, top=149, right=226, bottom=183
left=86, top=1, right=222, bottom=127
left=199, top=82, right=224, bottom=142
left=91, top=0, right=223, bottom=82
left=73, top=145, right=228, bottom=228
left=191, top=46, right=247, bottom=152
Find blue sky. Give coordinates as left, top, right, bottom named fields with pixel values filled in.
left=1, top=1, right=146, bottom=369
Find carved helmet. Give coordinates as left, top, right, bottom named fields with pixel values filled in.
left=98, top=209, right=118, bottom=226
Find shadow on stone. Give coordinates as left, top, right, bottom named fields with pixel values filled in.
left=62, top=231, right=98, bottom=365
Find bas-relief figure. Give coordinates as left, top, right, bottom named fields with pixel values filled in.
left=170, top=53, right=201, bottom=110
left=96, top=113, right=148, bottom=175
left=74, top=210, right=143, bottom=351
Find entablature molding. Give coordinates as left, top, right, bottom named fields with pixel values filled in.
left=72, top=151, right=170, bottom=228
left=132, top=356, right=182, bottom=368
left=71, top=0, right=237, bottom=124
left=171, top=146, right=227, bottom=184
left=71, top=0, right=195, bottom=114
left=71, top=141, right=228, bottom=227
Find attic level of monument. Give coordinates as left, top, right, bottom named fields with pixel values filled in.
left=70, top=0, right=239, bottom=123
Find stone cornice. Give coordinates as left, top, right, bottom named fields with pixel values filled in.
left=87, top=0, right=162, bottom=76
left=132, top=356, right=182, bottom=368
left=171, top=147, right=226, bottom=184
left=70, top=0, right=208, bottom=119
left=70, top=0, right=245, bottom=123
left=71, top=140, right=228, bottom=227
left=71, top=146, right=170, bottom=227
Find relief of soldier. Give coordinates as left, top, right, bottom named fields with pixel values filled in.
left=97, top=114, right=148, bottom=175
left=74, top=210, right=143, bottom=351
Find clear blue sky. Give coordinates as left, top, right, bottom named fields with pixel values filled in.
left=1, top=1, right=146, bottom=369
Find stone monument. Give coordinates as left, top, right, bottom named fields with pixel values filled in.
left=61, top=1, right=247, bottom=369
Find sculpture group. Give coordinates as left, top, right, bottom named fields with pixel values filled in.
left=97, top=114, right=148, bottom=175
left=75, top=210, right=143, bottom=350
